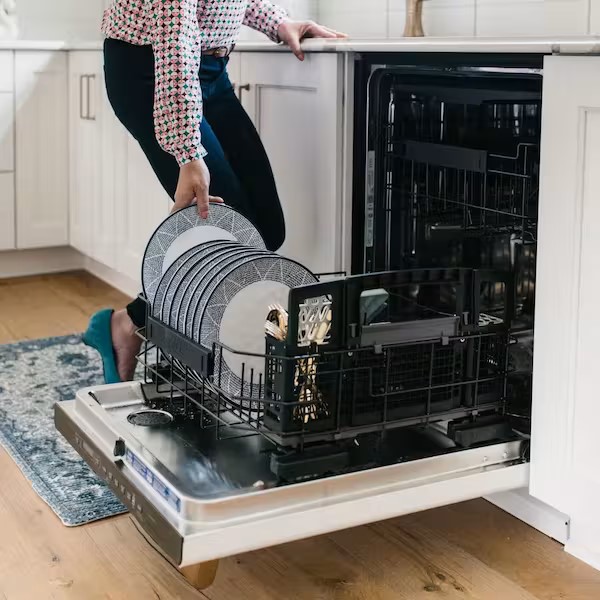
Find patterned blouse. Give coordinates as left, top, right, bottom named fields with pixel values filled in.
left=102, top=1, right=287, bottom=165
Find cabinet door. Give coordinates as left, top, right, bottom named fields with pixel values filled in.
left=239, top=52, right=343, bottom=274
left=0, top=91, right=14, bottom=173
left=116, top=137, right=171, bottom=285
left=69, top=51, right=101, bottom=257
left=0, top=173, right=15, bottom=250
left=15, top=51, right=68, bottom=249
left=98, top=70, right=128, bottom=270
left=531, top=56, right=600, bottom=545
left=0, top=51, right=13, bottom=92
left=227, top=52, right=242, bottom=92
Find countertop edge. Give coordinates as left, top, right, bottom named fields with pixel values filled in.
left=2, top=36, right=600, bottom=54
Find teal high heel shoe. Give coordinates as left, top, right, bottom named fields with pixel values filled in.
left=82, top=309, right=121, bottom=385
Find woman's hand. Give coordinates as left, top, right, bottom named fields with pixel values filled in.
left=173, top=158, right=223, bottom=218
left=278, top=20, right=347, bottom=61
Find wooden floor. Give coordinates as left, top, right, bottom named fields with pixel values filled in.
left=1, top=272, right=600, bottom=600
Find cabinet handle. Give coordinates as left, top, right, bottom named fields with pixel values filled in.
left=79, top=74, right=86, bottom=120
left=238, top=83, right=250, bottom=103
left=87, top=74, right=96, bottom=121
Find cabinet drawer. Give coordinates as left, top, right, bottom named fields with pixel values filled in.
left=0, top=52, right=13, bottom=92
left=0, top=172, right=15, bottom=250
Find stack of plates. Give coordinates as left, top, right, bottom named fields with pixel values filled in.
left=143, top=205, right=317, bottom=398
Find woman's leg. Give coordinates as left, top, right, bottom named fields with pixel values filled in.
left=203, top=84, right=286, bottom=252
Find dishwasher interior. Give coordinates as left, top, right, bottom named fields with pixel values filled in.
left=352, top=53, right=542, bottom=438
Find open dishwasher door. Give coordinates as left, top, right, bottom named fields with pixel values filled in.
left=55, top=383, right=528, bottom=568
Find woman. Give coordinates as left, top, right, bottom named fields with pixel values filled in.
left=83, top=0, right=345, bottom=384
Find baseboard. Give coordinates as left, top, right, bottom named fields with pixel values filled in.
left=564, top=519, right=600, bottom=571
left=0, top=248, right=139, bottom=299
left=485, top=487, right=569, bottom=544
left=82, top=256, right=139, bottom=298
left=0, top=247, right=84, bottom=278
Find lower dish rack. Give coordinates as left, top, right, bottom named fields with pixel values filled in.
left=136, top=268, right=519, bottom=480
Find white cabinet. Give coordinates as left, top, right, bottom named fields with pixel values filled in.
left=69, top=50, right=128, bottom=269
left=0, top=173, right=15, bottom=251
left=115, top=137, right=171, bottom=285
left=0, top=90, right=14, bottom=173
left=69, top=51, right=102, bottom=257
left=531, top=55, right=600, bottom=563
left=227, top=52, right=242, bottom=90
left=0, top=51, right=13, bottom=92
left=98, top=79, right=128, bottom=270
left=15, top=51, right=68, bottom=249
left=68, top=50, right=169, bottom=285
left=239, top=52, right=344, bottom=274
left=66, top=50, right=344, bottom=284
left=0, top=50, right=15, bottom=251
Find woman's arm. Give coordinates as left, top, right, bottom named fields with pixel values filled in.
left=243, top=0, right=288, bottom=41
left=150, top=0, right=205, bottom=166
left=244, top=1, right=347, bottom=61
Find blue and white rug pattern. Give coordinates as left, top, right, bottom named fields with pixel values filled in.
left=0, top=334, right=126, bottom=526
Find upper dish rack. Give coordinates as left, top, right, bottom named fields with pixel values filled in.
left=362, top=66, right=542, bottom=333
left=136, top=268, right=516, bottom=457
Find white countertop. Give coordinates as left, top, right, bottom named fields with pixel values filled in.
left=1, top=36, right=600, bottom=54
left=236, top=36, right=600, bottom=54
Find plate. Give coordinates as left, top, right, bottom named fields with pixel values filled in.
left=199, top=255, right=317, bottom=398
left=143, top=204, right=266, bottom=305
left=166, top=240, right=242, bottom=330
left=170, top=242, right=248, bottom=333
left=152, top=243, right=239, bottom=321
left=169, top=242, right=254, bottom=332
left=181, top=245, right=271, bottom=338
left=185, top=247, right=273, bottom=340
left=162, top=241, right=242, bottom=328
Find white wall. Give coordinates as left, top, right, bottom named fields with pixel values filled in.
left=16, top=0, right=105, bottom=41
left=239, top=0, right=318, bottom=40
left=14, top=0, right=318, bottom=42
left=317, top=0, right=596, bottom=38
left=15, top=0, right=595, bottom=44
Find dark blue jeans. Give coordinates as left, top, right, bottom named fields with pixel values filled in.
left=103, top=38, right=286, bottom=327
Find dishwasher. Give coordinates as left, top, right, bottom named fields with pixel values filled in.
left=55, top=52, right=541, bottom=585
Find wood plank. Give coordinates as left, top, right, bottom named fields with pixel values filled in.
left=329, top=520, right=538, bottom=599
left=0, top=271, right=129, bottom=343
left=0, top=450, right=201, bottom=600
left=205, top=536, right=398, bottom=600
left=406, top=500, right=600, bottom=600
left=2, top=272, right=600, bottom=599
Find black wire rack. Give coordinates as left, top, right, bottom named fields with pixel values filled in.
left=135, top=268, right=514, bottom=449
left=363, top=69, right=541, bottom=329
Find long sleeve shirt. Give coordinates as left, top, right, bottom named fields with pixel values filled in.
left=102, top=1, right=287, bottom=165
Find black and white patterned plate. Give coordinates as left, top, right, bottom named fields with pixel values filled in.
left=142, top=204, right=266, bottom=305
left=170, top=242, right=253, bottom=332
left=186, top=247, right=273, bottom=340
left=162, top=240, right=242, bottom=328
left=199, top=256, right=317, bottom=398
left=152, top=244, right=228, bottom=321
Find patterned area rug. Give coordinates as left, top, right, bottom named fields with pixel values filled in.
left=0, top=334, right=127, bottom=526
